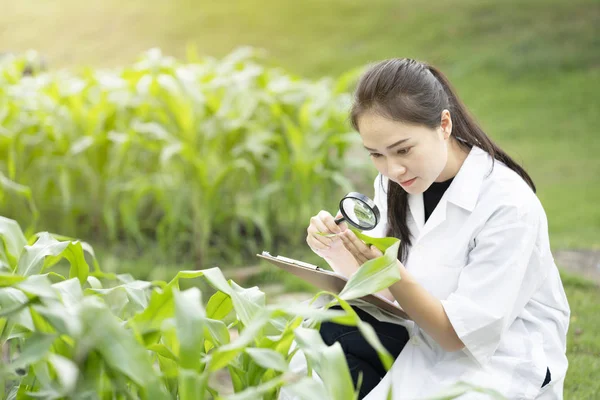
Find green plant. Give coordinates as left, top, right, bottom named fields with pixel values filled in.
left=0, top=216, right=397, bottom=399
left=0, top=48, right=366, bottom=267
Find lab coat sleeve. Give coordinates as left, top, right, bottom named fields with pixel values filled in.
left=440, top=203, right=543, bottom=366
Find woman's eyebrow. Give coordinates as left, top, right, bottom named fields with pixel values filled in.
left=364, top=138, right=411, bottom=152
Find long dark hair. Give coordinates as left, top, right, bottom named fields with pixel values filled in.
left=349, top=59, right=535, bottom=262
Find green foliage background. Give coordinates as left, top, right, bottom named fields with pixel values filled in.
left=0, top=48, right=365, bottom=268
left=3, top=0, right=598, bottom=252
left=0, top=0, right=599, bottom=398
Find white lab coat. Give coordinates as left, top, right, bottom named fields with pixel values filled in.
left=362, top=146, right=571, bottom=399
left=280, top=146, right=570, bottom=400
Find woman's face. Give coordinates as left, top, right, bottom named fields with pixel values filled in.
left=357, top=110, right=452, bottom=194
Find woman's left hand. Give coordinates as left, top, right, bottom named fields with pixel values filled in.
left=338, top=229, right=384, bottom=265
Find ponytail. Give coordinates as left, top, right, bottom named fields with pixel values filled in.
left=426, top=64, right=536, bottom=193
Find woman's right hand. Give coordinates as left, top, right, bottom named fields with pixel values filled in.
left=306, top=210, right=349, bottom=259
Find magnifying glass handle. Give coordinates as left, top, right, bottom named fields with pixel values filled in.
left=334, top=216, right=345, bottom=225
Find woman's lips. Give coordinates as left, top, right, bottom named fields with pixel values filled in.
left=400, top=177, right=417, bottom=187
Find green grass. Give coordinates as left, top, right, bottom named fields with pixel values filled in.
left=560, top=270, right=600, bottom=398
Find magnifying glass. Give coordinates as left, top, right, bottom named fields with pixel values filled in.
left=334, top=192, right=380, bottom=231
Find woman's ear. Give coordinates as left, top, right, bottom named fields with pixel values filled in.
left=440, top=109, right=452, bottom=139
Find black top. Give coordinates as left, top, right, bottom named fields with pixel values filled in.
left=423, top=178, right=454, bottom=222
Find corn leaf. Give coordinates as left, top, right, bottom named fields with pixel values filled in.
left=173, top=288, right=205, bottom=370
left=293, top=327, right=357, bottom=400
left=245, top=347, right=289, bottom=372
left=338, top=230, right=401, bottom=300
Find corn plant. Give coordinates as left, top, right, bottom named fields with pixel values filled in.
left=0, top=48, right=366, bottom=267
left=0, top=215, right=396, bottom=399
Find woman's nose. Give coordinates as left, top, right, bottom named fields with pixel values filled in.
left=388, top=161, right=407, bottom=177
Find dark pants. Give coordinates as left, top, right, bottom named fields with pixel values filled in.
left=319, top=306, right=409, bottom=399
left=319, top=306, right=551, bottom=399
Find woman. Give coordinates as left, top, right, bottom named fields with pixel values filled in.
left=305, top=59, right=570, bottom=399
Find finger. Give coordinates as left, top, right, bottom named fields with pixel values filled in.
left=340, top=232, right=369, bottom=264
left=308, top=217, right=334, bottom=247
left=343, top=230, right=375, bottom=263
left=370, top=244, right=384, bottom=258
left=318, top=210, right=343, bottom=234
left=307, top=230, right=333, bottom=248
left=312, top=213, right=335, bottom=235
left=344, top=230, right=371, bottom=253
left=306, top=234, right=330, bottom=251
left=334, top=211, right=349, bottom=232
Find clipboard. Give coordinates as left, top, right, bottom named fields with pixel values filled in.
left=257, top=252, right=410, bottom=320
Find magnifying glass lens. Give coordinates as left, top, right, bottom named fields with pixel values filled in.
left=337, top=192, right=380, bottom=231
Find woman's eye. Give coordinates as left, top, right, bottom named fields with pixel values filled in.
left=397, top=147, right=411, bottom=155
left=369, top=153, right=382, bottom=159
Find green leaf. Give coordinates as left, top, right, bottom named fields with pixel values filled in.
left=224, top=374, right=287, bottom=400
left=173, top=288, right=205, bottom=370
left=0, top=287, right=33, bottom=330
left=0, top=274, right=25, bottom=287
left=77, top=297, right=160, bottom=389
left=9, top=332, right=57, bottom=372
left=351, top=228, right=400, bottom=254
left=282, top=376, right=331, bottom=400
left=148, top=343, right=178, bottom=361
left=178, top=368, right=209, bottom=400
left=208, top=309, right=273, bottom=372
left=16, top=234, right=90, bottom=284
left=277, top=302, right=354, bottom=325
left=86, top=279, right=151, bottom=317
left=206, top=290, right=233, bottom=320
left=229, top=282, right=265, bottom=327
left=0, top=216, right=27, bottom=271
left=32, top=301, right=82, bottom=336
left=338, top=230, right=401, bottom=301
left=47, top=354, right=79, bottom=394
left=52, top=278, right=83, bottom=309
left=0, top=176, right=38, bottom=233
left=0, top=300, right=31, bottom=318
left=86, top=275, right=102, bottom=289
left=129, top=285, right=174, bottom=337
left=245, top=347, right=289, bottom=372
left=203, top=317, right=230, bottom=350
left=328, top=294, right=394, bottom=370
left=64, top=241, right=91, bottom=286
left=16, top=233, right=68, bottom=276
left=293, top=327, right=356, bottom=400
left=167, top=268, right=231, bottom=295
left=16, top=274, right=56, bottom=299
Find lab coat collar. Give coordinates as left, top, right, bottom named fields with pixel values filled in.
left=446, top=146, right=491, bottom=212
left=408, top=146, right=491, bottom=240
